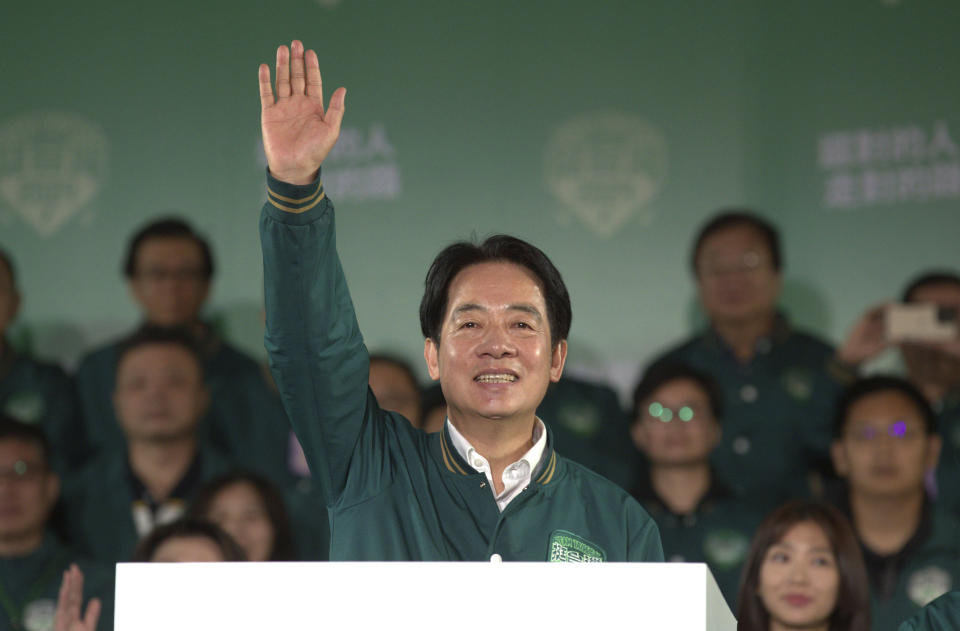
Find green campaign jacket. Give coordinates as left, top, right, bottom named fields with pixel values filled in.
left=0, top=346, right=85, bottom=474
left=62, top=445, right=231, bottom=564
left=872, top=511, right=960, bottom=631
left=647, top=321, right=844, bottom=509
left=899, top=591, right=960, bottom=631
left=260, top=171, right=663, bottom=563
left=75, top=334, right=290, bottom=484
left=0, top=534, right=114, bottom=631
left=537, top=376, right=637, bottom=490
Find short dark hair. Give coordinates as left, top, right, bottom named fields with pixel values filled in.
left=123, top=217, right=215, bottom=279
left=115, top=325, right=205, bottom=379
left=131, top=518, right=246, bottom=562
left=901, top=270, right=960, bottom=302
left=832, top=375, right=937, bottom=439
left=0, top=248, right=16, bottom=289
left=0, top=415, right=51, bottom=468
left=737, top=500, right=870, bottom=631
left=190, top=471, right=297, bottom=561
left=690, top=210, right=782, bottom=274
left=419, top=235, right=571, bottom=347
left=631, top=363, right=724, bottom=423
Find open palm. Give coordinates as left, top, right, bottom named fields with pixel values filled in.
left=259, top=40, right=346, bottom=186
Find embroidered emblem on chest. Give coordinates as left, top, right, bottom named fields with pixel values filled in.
left=548, top=530, right=606, bottom=563
left=703, top=529, right=751, bottom=570
left=907, top=565, right=952, bottom=607
left=23, top=598, right=56, bottom=631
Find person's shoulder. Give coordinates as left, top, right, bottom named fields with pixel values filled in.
left=75, top=338, right=122, bottom=373
left=555, top=455, right=641, bottom=505
left=210, top=339, right=262, bottom=373
left=645, top=334, right=708, bottom=370
left=898, top=591, right=960, bottom=631
left=783, top=326, right=836, bottom=356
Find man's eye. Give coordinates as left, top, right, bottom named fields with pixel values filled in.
left=461, top=322, right=477, bottom=329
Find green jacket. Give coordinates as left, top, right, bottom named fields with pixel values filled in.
left=0, top=534, right=113, bottom=631
left=537, top=376, right=637, bottom=490
left=870, top=511, right=960, bottom=631
left=898, top=591, right=960, bottom=631
left=0, top=346, right=84, bottom=474
left=933, top=393, right=960, bottom=516
left=62, top=445, right=231, bottom=564
left=633, top=475, right=760, bottom=608
left=260, top=171, right=663, bottom=562
left=647, top=321, right=844, bottom=508
left=75, top=334, right=290, bottom=484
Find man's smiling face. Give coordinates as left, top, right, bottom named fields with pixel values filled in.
left=424, top=261, right=566, bottom=426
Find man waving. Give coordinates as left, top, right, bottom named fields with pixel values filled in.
left=258, top=40, right=662, bottom=562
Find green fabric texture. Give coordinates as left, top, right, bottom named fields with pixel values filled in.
left=0, top=348, right=84, bottom=474
left=873, top=511, right=960, bottom=631
left=0, top=533, right=113, bottom=631
left=260, top=171, right=663, bottom=562
left=647, top=324, right=843, bottom=508
left=537, top=376, right=637, bottom=490
left=639, top=495, right=760, bottom=608
left=62, top=446, right=231, bottom=564
left=74, top=335, right=290, bottom=484
left=898, top=591, right=960, bottom=631
left=933, top=394, right=960, bottom=516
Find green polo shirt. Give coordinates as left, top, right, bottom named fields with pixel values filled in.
left=260, top=171, right=663, bottom=563
left=899, top=591, right=960, bottom=631
left=537, top=376, right=637, bottom=490
left=62, top=445, right=231, bottom=564
left=0, top=534, right=113, bottom=631
left=632, top=473, right=760, bottom=608
left=74, top=331, right=290, bottom=484
left=647, top=321, right=845, bottom=509
left=0, top=345, right=84, bottom=474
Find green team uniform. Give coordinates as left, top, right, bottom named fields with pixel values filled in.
left=932, top=391, right=960, bottom=515
left=0, top=345, right=84, bottom=474
left=63, top=446, right=231, bottom=563
left=647, top=319, right=845, bottom=509
left=260, top=171, right=663, bottom=562
left=898, top=591, right=960, bottom=631
left=632, top=474, right=759, bottom=608
left=75, top=332, right=290, bottom=484
left=0, top=534, right=113, bottom=631
left=834, top=495, right=960, bottom=631
left=537, top=376, right=637, bottom=490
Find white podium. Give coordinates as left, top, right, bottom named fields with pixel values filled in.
left=115, top=561, right=736, bottom=630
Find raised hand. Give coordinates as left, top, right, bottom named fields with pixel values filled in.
left=53, top=565, right=101, bottom=631
left=259, top=40, right=346, bottom=186
left=837, top=303, right=890, bottom=366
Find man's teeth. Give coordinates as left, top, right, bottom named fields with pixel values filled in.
left=475, top=374, right=517, bottom=383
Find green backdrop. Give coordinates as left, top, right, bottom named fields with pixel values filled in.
left=2, top=0, right=958, bottom=395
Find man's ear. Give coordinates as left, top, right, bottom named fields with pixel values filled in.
left=831, top=440, right=849, bottom=477
left=549, top=340, right=568, bottom=383
left=424, top=338, right=440, bottom=381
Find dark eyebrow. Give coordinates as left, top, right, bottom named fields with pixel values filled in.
left=449, top=303, right=543, bottom=321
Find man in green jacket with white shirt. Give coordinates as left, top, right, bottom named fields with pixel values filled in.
left=257, top=40, right=662, bottom=562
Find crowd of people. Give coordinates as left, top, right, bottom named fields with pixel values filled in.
left=2, top=41, right=959, bottom=631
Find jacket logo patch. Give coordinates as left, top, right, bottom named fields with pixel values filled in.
left=548, top=530, right=606, bottom=563
left=907, top=566, right=952, bottom=607
left=703, top=529, right=751, bottom=570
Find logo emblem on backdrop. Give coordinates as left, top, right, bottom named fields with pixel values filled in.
left=0, top=111, right=108, bottom=237
left=544, top=111, right=668, bottom=237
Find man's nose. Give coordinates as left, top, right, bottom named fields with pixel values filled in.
left=479, top=324, right=517, bottom=357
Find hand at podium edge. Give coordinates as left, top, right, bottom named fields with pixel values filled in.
left=54, top=564, right=101, bottom=631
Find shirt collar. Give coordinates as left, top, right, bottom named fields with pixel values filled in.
left=446, top=417, right=547, bottom=476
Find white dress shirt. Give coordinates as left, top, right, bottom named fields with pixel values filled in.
left=446, top=417, right=547, bottom=512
